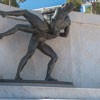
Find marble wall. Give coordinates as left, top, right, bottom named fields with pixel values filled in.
left=70, top=12, right=100, bottom=88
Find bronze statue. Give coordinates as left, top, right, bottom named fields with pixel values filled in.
left=0, top=3, right=73, bottom=81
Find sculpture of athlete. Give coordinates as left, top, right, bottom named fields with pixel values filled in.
left=0, top=3, right=73, bottom=81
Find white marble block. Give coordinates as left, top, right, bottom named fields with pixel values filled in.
left=0, top=3, right=100, bottom=88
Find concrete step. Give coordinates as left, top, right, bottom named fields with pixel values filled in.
left=0, top=99, right=94, bottom=100
left=0, top=99, right=96, bottom=100
left=0, top=84, right=99, bottom=99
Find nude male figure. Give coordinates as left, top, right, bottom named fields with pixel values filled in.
left=0, top=3, right=73, bottom=81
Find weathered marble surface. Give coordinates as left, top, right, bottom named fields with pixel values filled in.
left=69, top=12, right=100, bottom=88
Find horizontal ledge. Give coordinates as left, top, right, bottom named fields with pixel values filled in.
left=0, top=86, right=99, bottom=99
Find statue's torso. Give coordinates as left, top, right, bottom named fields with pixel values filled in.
left=29, top=6, right=71, bottom=41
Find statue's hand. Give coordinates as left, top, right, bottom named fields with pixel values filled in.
left=0, top=11, right=6, bottom=18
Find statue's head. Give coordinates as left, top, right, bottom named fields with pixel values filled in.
left=62, top=2, right=74, bottom=13
left=50, top=2, right=73, bottom=34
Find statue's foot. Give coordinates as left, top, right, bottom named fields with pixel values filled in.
left=45, top=76, right=58, bottom=82
left=0, top=35, right=3, bottom=39
left=15, top=76, right=23, bottom=81
left=0, top=11, right=6, bottom=17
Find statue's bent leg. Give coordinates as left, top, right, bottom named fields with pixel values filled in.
left=0, top=10, right=49, bottom=31
left=15, top=35, right=38, bottom=80
left=0, top=10, right=27, bottom=17
left=38, top=43, right=58, bottom=81
left=0, top=24, right=34, bottom=39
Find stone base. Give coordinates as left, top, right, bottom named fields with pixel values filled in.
left=0, top=84, right=100, bottom=99
left=0, top=79, right=73, bottom=87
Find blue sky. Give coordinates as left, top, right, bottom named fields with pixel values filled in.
left=19, top=0, right=66, bottom=10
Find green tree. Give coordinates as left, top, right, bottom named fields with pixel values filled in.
left=95, top=2, right=100, bottom=14
left=0, top=0, right=26, bottom=7
left=67, top=0, right=83, bottom=11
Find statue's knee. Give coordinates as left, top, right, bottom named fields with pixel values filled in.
left=15, top=24, right=23, bottom=29
left=26, top=52, right=33, bottom=58
left=23, top=10, right=29, bottom=14
left=27, top=49, right=35, bottom=58
left=23, top=9, right=26, bottom=12
left=52, top=54, right=58, bottom=62
left=15, top=24, right=20, bottom=28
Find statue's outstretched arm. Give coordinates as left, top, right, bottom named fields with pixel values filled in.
left=41, top=9, right=55, bottom=15
left=41, top=6, right=60, bottom=15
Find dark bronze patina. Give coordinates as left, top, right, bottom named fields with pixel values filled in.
left=0, top=3, right=73, bottom=81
